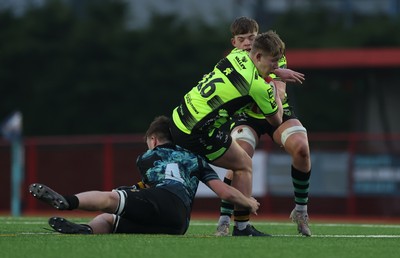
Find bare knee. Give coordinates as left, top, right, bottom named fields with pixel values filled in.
left=286, top=135, right=311, bottom=171
left=88, top=214, right=114, bottom=234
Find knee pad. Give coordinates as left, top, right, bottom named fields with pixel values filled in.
left=281, top=126, right=307, bottom=147
left=231, top=127, right=257, bottom=150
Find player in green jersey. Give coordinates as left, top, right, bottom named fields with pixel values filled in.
left=28, top=116, right=260, bottom=235
left=215, top=17, right=312, bottom=237
left=170, top=31, right=284, bottom=236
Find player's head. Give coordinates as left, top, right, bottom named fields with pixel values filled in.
left=249, top=30, right=283, bottom=78
left=230, top=16, right=259, bottom=51
left=145, top=115, right=172, bottom=149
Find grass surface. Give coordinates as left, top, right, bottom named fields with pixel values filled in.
left=1, top=216, right=400, bottom=258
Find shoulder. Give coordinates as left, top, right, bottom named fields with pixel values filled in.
left=223, top=50, right=255, bottom=81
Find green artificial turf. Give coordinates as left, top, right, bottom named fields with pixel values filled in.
left=1, top=216, right=399, bottom=258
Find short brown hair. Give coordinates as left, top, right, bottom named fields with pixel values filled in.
left=251, top=30, right=284, bottom=59
left=230, top=16, right=259, bottom=36
left=144, top=116, right=172, bottom=142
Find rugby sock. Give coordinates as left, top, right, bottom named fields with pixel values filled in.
left=291, top=166, right=311, bottom=211
left=234, top=210, right=250, bottom=230
left=63, top=195, right=79, bottom=210
left=219, top=178, right=234, bottom=217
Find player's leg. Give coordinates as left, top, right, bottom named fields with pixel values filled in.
left=48, top=217, right=93, bottom=234
left=88, top=213, right=114, bottom=233
left=212, top=139, right=252, bottom=197
left=75, top=191, right=119, bottom=213
left=48, top=213, right=114, bottom=234
left=215, top=170, right=234, bottom=236
left=29, top=183, right=120, bottom=213
left=216, top=125, right=258, bottom=236
left=272, top=118, right=312, bottom=236
left=212, top=138, right=269, bottom=236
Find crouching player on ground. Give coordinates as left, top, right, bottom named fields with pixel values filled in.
left=28, top=116, right=259, bottom=235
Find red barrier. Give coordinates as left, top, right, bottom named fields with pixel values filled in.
left=1, top=133, right=400, bottom=216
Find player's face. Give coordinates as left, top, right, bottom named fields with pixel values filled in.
left=254, top=53, right=280, bottom=78
left=231, top=32, right=257, bottom=51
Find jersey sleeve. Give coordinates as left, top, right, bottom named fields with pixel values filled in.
left=197, top=157, right=220, bottom=184
left=249, top=77, right=278, bottom=117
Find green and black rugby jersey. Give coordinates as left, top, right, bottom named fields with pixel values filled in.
left=172, top=48, right=278, bottom=134
left=243, top=54, right=289, bottom=120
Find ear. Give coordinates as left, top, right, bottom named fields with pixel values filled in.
left=152, top=137, right=158, bottom=148
left=255, top=52, right=263, bottom=63
left=231, top=38, right=235, bottom=47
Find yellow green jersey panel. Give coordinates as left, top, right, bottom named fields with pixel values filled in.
left=172, top=48, right=278, bottom=134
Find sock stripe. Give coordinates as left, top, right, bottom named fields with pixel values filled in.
left=292, top=178, right=309, bottom=185
left=234, top=210, right=250, bottom=222
left=294, top=188, right=309, bottom=194
left=292, top=166, right=311, bottom=206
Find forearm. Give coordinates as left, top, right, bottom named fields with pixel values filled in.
left=273, top=68, right=305, bottom=84
left=275, top=90, right=283, bottom=121
left=265, top=95, right=283, bottom=127
left=208, top=179, right=259, bottom=214
left=221, top=186, right=253, bottom=209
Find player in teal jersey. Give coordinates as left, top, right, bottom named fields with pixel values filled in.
left=28, top=116, right=259, bottom=235
left=215, top=17, right=312, bottom=237
left=170, top=31, right=284, bottom=236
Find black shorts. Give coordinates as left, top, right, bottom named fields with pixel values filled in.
left=232, top=105, right=297, bottom=139
left=170, top=122, right=232, bottom=162
left=112, top=188, right=189, bottom=235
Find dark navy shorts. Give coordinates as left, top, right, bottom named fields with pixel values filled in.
left=113, top=188, right=189, bottom=235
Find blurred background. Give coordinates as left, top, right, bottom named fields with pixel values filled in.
left=0, top=0, right=400, bottom=218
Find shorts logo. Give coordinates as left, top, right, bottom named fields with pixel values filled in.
left=216, top=131, right=224, bottom=140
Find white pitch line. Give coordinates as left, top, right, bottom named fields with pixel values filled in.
left=190, top=222, right=400, bottom=229
left=274, top=234, right=400, bottom=238
left=4, top=233, right=399, bottom=238
left=4, top=220, right=400, bottom=229
left=4, top=221, right=47, bottom=225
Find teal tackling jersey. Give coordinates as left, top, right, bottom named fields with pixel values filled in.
left=136, top=143, right=220, bottom=209
left=172, top=48, right=278, bottom=134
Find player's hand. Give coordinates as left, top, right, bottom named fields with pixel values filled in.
left=274, top=68, right=305, bottom=84
left=248, top=197, right=260, bottom=215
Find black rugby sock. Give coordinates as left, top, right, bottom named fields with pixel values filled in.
left=63, top=195, right=79, bottom=210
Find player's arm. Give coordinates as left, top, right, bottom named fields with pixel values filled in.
left=266, top=83, right=283, bottom=127
left=273, top=68, right=305, bottom=84
left=251, top=79, right=283, bottom=127
left=271, top=51, right=304, bottom=84
left=265, top=76, right=286, bottom=106
left=206, top=179, right=260, bottom=215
